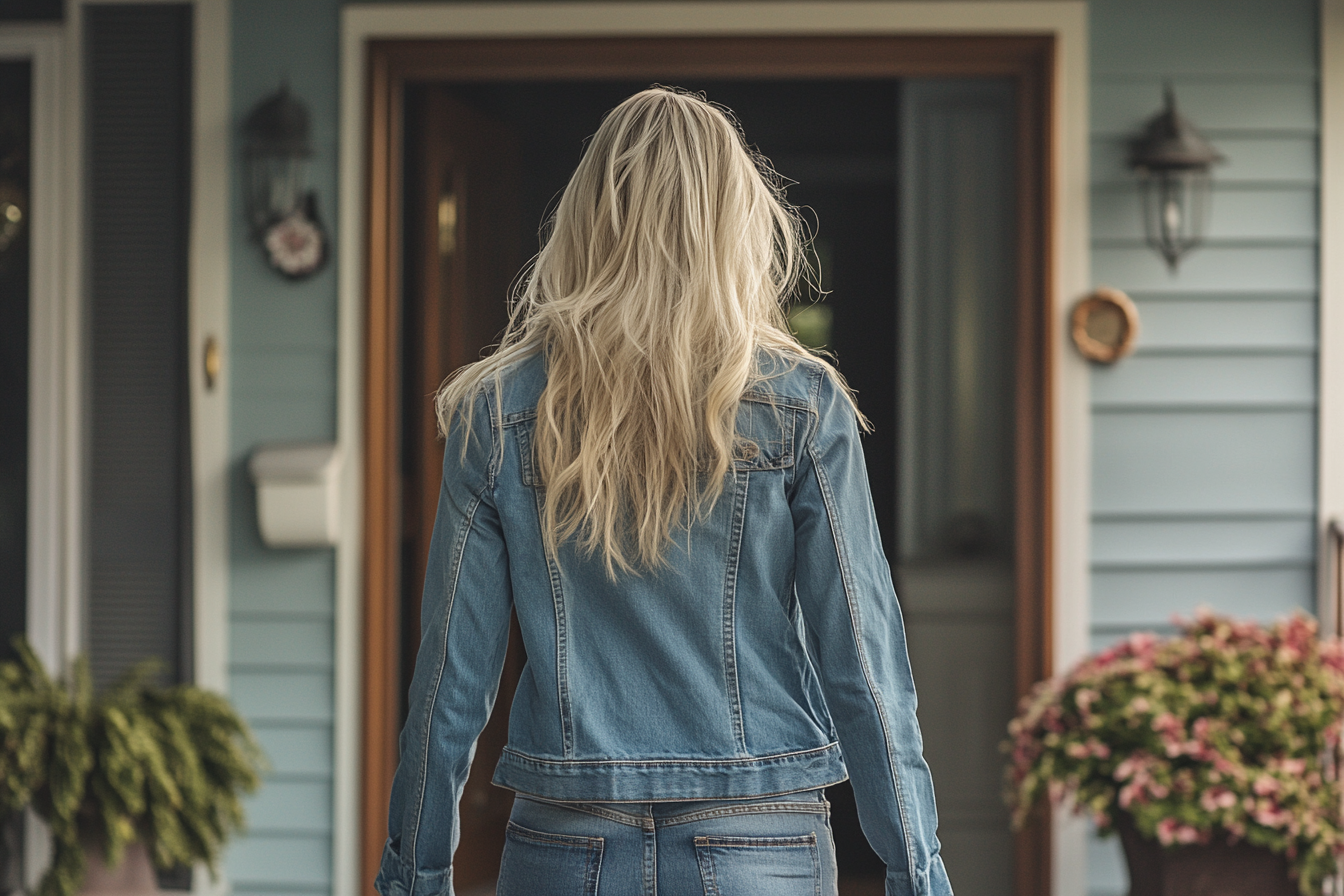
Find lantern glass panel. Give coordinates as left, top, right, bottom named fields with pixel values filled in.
left=1138, top=168, right=1211, bottom=271
left=247, top=155, right=306, bottom=233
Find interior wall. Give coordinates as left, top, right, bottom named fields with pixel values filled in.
left=1085, top=0, right=1320, bottom=892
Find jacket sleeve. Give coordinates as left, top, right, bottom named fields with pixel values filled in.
left=789, top=371, right=953, bottom=896
left=375, top=393, right=514, bottom=896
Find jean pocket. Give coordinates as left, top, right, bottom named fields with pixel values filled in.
left=694, top=833, right=820, bottom=896
left=496, top=822, right=603, bottom=896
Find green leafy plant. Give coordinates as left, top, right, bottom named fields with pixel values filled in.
left=0, top=638, right=264, bottom=896
left=1005, top=612, right=1344, bottom=895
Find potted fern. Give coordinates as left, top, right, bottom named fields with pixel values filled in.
left=0, top=638, right=263, bottom=896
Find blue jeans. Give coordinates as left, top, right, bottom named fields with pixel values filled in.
left=496, top=789, right=839, bottom=896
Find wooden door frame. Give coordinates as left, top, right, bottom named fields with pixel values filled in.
left=366, top=32, right=1051, bottom=891
left=340, top=8, right=1092, bottom=896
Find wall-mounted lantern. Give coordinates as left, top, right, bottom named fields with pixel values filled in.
left=1128, top=85, right=1224, bottom=272
left=242, top=84, right=327, bottom=279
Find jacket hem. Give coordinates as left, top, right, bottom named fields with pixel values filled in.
left=490, top=742, right=848, bottom=802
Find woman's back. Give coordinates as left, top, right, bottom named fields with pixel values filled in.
left=490, top=350, right=835, bottom=781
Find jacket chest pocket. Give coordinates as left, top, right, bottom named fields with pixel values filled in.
left=732, top=402, right=796, bottom=472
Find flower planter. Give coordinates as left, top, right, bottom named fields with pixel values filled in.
left=80, top=842, right=160, bottom=896
left=1116, top=813, right=1296, bottom=896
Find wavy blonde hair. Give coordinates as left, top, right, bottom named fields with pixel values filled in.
left=436, top=87, right=859, bottom=576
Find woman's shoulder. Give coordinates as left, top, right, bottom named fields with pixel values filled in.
left=487, top=351, right=548, bottom=418
left=747, top=347, right=826, bottom=408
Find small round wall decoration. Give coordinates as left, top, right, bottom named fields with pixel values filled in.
left=263, top=206, right=327, bottom=279
left=1071, top=287, right=1139, bottom=363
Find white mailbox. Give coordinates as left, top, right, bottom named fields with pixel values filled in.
left=248, top=442, right=341, bottom=548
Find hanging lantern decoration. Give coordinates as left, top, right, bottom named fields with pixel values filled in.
left=242, top=84, right=327, bottom=279
left=1128, top=85, right=1224, bottom=272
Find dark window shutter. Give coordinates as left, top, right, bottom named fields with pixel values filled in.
left=86, top=4, right=193, bottom=689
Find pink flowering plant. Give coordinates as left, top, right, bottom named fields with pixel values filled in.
left=1005, top=611, right=1344, bottom=894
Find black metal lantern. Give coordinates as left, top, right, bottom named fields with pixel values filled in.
left=242, top=84, right=326, bottom=279
left=1128, top=85, right=1224, bottom=272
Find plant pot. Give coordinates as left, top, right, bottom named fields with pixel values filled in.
left=1115, top=813, right=1296, bottom=896
left=80, top=841, right=160, bottom=896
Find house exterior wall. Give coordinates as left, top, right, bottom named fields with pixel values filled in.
left=227, top=2, right=344, bottom=894
left=1086, top=0, right=1319, bottom=891
left=218, top=2, right=1323, bottom=895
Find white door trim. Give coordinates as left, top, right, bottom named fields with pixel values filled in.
left=336, top=5, right=1092, bottom=896
left=1319, top=0, right=1344, bottom=631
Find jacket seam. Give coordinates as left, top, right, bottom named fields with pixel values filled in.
left=531, top=477, right=574, bottom=758
left=407, top=488, right=484, bottom=891
left=484, top=388, right=502, bottom=491
left=722, top=469, right=749, bottom=756
left=806, top=438, right=919, bottom=883
left=498, top=742, right=840, bottom=767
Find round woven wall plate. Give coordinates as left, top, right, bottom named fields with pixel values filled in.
left=1071, top=287, right=1139, bottom=363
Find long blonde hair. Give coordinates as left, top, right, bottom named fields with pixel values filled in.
left=436, top=87, right=858, bottom=576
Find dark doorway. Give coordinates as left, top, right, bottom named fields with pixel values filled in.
left=0, top=57, right=32, bottom=896
left=0, top=61, right=30, bottom=669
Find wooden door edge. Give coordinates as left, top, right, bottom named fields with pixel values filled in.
left=1012, top=35, right=1057, bottom=896
left=360, top=41, right=403, bottom=896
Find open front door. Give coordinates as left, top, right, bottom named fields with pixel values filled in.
left=363, top=37, right=1056, bottom=896
left=398, top=86, right=524, bottom=892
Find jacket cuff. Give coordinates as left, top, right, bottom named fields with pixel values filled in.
left=374, top=841, right=453, bottom=896
left=886, top=858, right=953, bottom=896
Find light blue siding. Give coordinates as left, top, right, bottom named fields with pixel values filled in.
left=227, top=835, right=332, bottom=888
left=1087, top=1, right=1318, bottom=892
left=1091, top=517, right=1316, bottom=566
left=1092, top=136, right=1317, bottom=184
left=250, top=724, right=335, bottom=777
left=228, top=2, right=344, bottom=895
left=243, top=779, right=335, bottom=833
left=1093, top=411, right=1315, bottom=514
left=231, top=619, right=335, bottom=668
left=1092, top=188, right=1317, bottom=241
left=1091, top=80, right=1317, bottom=136
left=1091, top=355, right=1315, bottom=406
left=1092, top=246, right=1316, bottom=291
left=1092, top=568, right=1314, bottom=627
left=1126, top=299, right=1315, bottom=350
left=231, top=554, right=335, bottom=614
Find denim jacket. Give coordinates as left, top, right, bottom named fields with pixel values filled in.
left=375, top=350, right=953, bottom=896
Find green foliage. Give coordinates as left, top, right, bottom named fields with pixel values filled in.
left=0, top=638, right=264, bottom=896
left=1005, top=612, right=1344, bottom=896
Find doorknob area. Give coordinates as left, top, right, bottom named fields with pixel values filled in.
left=204, top=335, right=221, bottom=390
left=438, top=192, right=458, bottom=256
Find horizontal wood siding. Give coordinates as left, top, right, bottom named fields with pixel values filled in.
left=227, top=2, right=343, bottom=895
left=1086, top=1, right=1318, bottom=892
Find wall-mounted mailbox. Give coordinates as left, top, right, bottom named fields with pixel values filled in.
left=248, top=442, right=341, bottom=548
